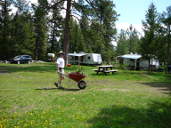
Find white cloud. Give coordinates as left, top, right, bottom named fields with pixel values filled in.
left=30, top=0, right=66, bottom=18
left=9, top=4, right=18, bottom=14
left=30, top=0, right=37, bottom=4
left=60, top=1, right=67, bottom=18
left=111, top=40, right=117, bottom=47
left=30, top=0, right=51, bottom=5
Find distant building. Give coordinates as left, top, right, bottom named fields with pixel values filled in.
left=117, top=53, right=160, bottom=70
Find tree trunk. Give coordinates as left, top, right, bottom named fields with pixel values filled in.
left=35, top=38, right=39, bottom=60
left=63, top=0, right=72, bottom=65
left=51, top=30, right=55, bottom=52
left=166, top=24, right=171, bottom=73
left=148, top=58, right=151, bottom=72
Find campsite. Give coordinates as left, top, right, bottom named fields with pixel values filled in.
left=0, top=62, right=171, bottom=128
left=1, top=0, right=171, bottom=127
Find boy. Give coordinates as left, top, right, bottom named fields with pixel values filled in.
left=55, top=51, right=65, bottom=88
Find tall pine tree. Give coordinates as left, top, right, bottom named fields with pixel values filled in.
left=0, top=0, right=12, bottom=59
left=33, top=0, right=48, bottom=60
left=48, top=0, right=64, bottom=53
left=140, top=3, right=160, bottom=70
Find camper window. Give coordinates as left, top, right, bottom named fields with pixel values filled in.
left=88, top=56, right=91, bottom=60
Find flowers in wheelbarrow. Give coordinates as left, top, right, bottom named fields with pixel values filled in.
left=66, top=64, right=72, bottom=67
left=77, top=65, right=83, bottom=73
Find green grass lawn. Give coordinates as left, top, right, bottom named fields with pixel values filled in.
left=0, top=63, right=171, bottom=128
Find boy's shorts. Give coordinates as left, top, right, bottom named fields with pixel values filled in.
left=57, top=68, right=64, bottom=77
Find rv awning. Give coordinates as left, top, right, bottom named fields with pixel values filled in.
left=68, top=53, right=87, bottom=57
left=118, top=54, right=142, bottom=60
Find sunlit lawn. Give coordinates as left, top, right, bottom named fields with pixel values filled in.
left=0, top=63, right=171, bottom=128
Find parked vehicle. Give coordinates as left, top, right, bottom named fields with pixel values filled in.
left=10, top=55, right=32, bottom=64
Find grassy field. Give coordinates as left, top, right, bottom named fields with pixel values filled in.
left=0, top=63, right=171, bottom=128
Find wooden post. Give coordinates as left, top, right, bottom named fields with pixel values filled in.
left=135, top=59, right=137, bottom=70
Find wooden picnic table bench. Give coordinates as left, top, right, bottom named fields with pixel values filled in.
left=104, top=69, right=118, bottom=74
left=93, top=65, right=118, bottom=75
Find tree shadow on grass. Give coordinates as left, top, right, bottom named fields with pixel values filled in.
left=0, top=64, right=56, bottom=73
left=87, top=101, right=171, bottom=128
left=35, top=87, right=80, bottom=91
left=142, top=82, right=171, bottom=95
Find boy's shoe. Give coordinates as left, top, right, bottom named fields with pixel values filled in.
left=54, top=82, right=58, bottom=88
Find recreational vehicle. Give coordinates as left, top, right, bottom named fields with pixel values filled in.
left=68, top=52, right=102, bottom=65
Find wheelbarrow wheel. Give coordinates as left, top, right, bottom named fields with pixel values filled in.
left=78, top=80, right=87, bottom=89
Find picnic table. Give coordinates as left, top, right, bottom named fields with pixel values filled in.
left=93, top=65, right=118, bottom=75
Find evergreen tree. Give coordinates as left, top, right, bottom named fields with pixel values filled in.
left=91, top=0, right=118, bottom=62
left=33, top=0, right=48, bottom=60
left=76, top=0, right=93, bottom=52
left=116, top=26, right=141, bottom=56
left=140, top=3, right=160, bottom=70
left=70, top=19, right=85, bottom=52
left=0, top=0, right=12, bottom=59
left=157, top=5, right=171, bottom=71
left=11, top=12, right=35, bottom=56
left=48, top=0, right=64, bottom=53
left=89, top=20, right=105, bottom=54
left=126, top=25, right=141, bottom=54
left=116, top=29, right=129, bottom=55
left=10, top=0, right=35, bottom=57
left=162, top=6, right=171, bottom=66
left=79, top=16, right=91, bottom=52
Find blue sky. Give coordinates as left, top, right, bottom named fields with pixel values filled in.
left=114, top=0, right=171, bottom=33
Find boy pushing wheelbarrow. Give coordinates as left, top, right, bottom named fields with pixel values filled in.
left=54, top=51, right=65, bottom=88
left=54, top=51, right=87, bottom=89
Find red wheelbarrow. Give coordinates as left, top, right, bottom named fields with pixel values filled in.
left=55, top=72, right=87, bottom=89
left=68, top=72, right=87, bottom=89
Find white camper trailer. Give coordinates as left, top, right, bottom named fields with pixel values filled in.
left=83, top=53, right=102, bottom=65
left=68, top=52, right=102, bottom=65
